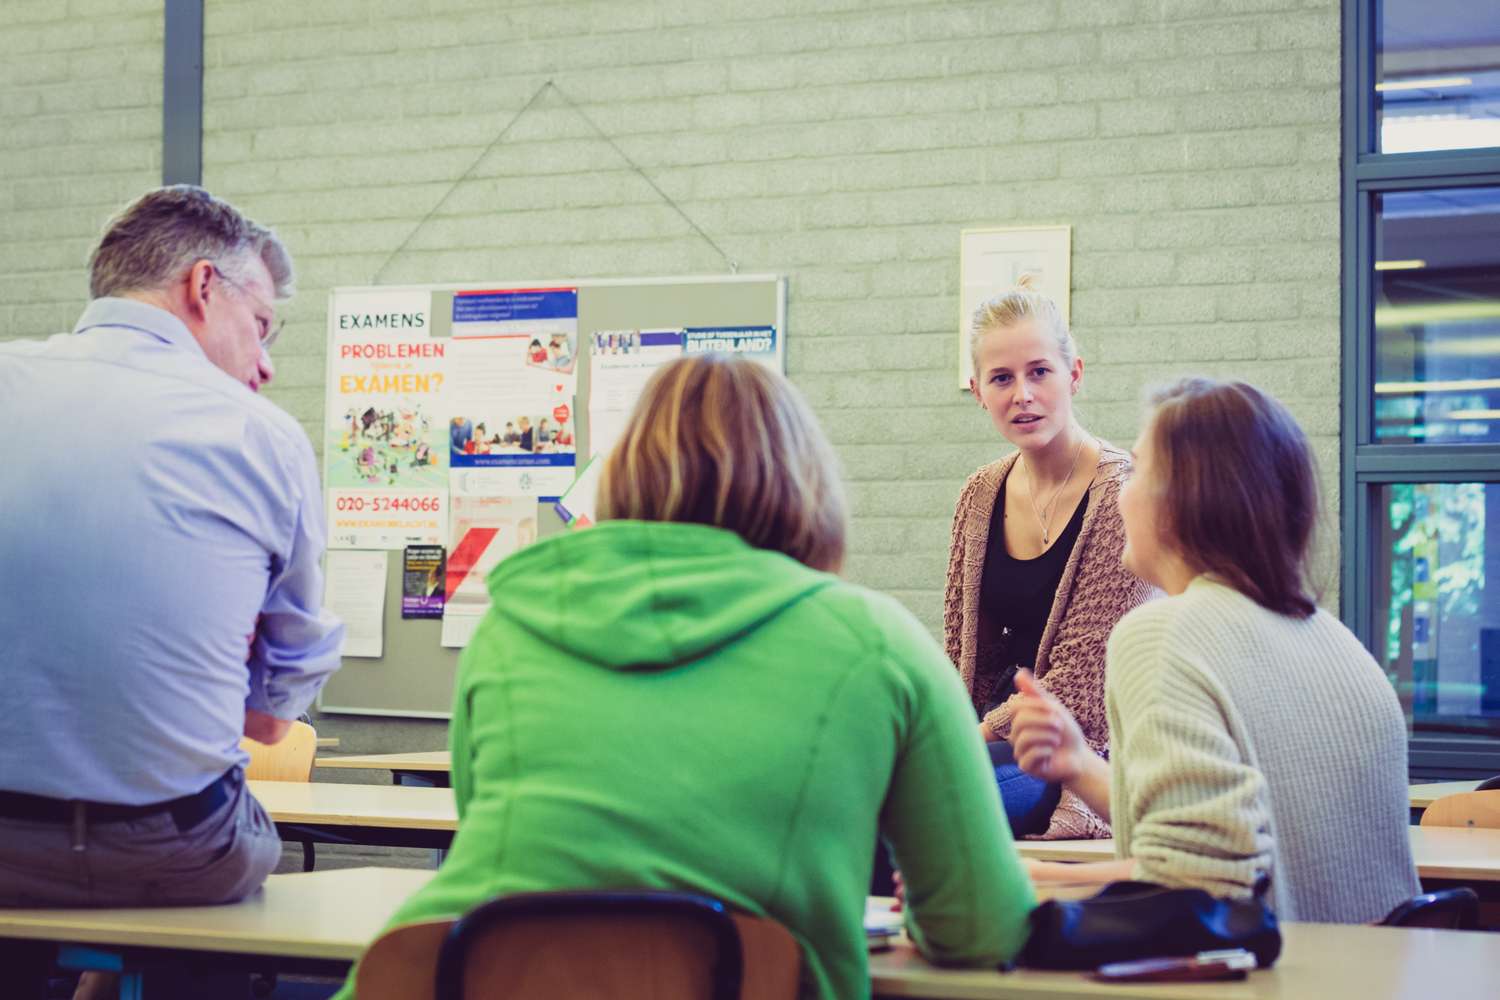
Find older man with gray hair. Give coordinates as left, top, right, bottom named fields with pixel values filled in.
left=0, top=186, right=343, bottom=911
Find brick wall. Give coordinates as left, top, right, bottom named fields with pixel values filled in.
left=0, top=0, right=162, bottom=339
left=2, top=0, right=1344, bottom=636
left=208, top=0, right=1345, bottom=622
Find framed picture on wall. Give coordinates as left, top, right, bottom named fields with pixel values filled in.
left=958, top=225, right=1072, bottom=389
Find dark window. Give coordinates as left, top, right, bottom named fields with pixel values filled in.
left=1372, top=482, right=1500, bottom=740
left=1372, top=187, right=1500, bottom=446
left=1345, top=1, right=1500, bottom=776
left=1376, top=1, right=1500, bottom=154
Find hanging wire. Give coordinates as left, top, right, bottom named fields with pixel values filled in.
left=371, top=79, right=555, bottom=285
left=370, top=78, right=738, bottom=284
left=546, top=79, right=738, bottom=274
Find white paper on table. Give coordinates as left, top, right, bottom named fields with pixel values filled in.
left=323, top=550, right=389, bottom=658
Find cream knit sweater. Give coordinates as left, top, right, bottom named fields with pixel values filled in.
left=1106, top=577, right=1420, bottom=923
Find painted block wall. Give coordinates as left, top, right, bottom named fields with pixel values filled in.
left=202, top=1, right=1344, bottom=629
left=2, top=2, right=1342, bottom=746
left=0, top=1, right=163, bottom=338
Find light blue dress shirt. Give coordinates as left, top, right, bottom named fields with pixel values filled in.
left=0, top=298, right=344, bottom=804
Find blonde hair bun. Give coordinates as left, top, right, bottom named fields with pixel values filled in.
left=969, top=277, right=1078, bottom=372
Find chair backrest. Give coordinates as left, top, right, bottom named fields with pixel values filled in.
left=239, top=720, right=317, bottom=782
left=1419, top=789, right=1500, bottom=829
left=1378, top=888, right=1480, bottom=929
left=356, top=891, right=800, bottom=1000
left=355, top=919, right=451, bottom=1000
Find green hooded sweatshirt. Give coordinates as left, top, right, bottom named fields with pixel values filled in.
left=334, top=520, right=1034, bottom=999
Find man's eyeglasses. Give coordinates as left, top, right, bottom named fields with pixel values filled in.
left=211, top=263, right=284, bottom=348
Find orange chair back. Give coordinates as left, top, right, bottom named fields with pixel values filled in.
left=239, top=720, right=317, bottom=782
left=1420, top=789, right=1500, bottom=829
left=355, top=899, right=800, bottom=1000
left=355, top=920, right=449, bottom=1000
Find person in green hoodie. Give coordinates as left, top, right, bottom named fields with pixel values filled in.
left=333, top=354, right=1036, bottom=1000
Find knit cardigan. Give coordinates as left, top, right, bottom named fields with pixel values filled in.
left=1106, top=578, right=1421, bottom=922
left=944, top=443, right=1157, bottom=839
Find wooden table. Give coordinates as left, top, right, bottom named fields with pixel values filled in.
left=302, top=769, right=1480, bottom=806
left=1404, top=826, right=1500, bottom=882
left=1013, top=839, right=1116, bottom=863
left=870, top=922, right=1500, bottom=998
left=315, top=750, right=451, bottom=787
left=251, top=779, right=1500, bottom=882
left=0, top=867, right=430, bottom=963
left=1014, top=826, right=1500, bottom=884
left=3, top=868, right=1498, bottom=1000
left=250, top=779, right=456, bottom=850
left=303, top=766, right=1482, bottom=816
left=0, top=867, right=431, bottom=996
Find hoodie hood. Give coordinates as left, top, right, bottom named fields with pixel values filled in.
left=484, top=520, right=836, bottom=670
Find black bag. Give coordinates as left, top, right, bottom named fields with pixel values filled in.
left=1018, top=880, right=1282, bottom=971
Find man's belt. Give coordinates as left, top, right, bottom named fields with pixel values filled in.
left=0, top=768, right=238, bottom=833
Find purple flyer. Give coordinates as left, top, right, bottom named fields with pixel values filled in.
left=402, top=544, right=446, bottom=619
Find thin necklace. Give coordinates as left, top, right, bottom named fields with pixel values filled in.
left=1023, top=433, right=1090, bottom=547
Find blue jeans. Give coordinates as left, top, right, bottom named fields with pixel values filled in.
left=989, top=740, right=1061, bottom=837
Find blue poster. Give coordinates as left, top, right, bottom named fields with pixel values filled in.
left=684, top=325, right=780, bottom=370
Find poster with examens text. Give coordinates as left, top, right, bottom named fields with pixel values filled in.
left=324, top=288, right=447, bottom=549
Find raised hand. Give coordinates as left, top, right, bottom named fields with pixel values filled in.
left=1008, top=669, right=1089, bottom=784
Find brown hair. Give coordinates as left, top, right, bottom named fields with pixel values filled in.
left=89, top=185, right=293, bottom=300
left=598, top=354, right=847, bottom=573
left=1146, top=377, right=1318, bottom=618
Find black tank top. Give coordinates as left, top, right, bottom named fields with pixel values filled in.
left=973, top=477, right=1088, bottom=717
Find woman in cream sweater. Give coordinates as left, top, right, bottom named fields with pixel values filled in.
left=947, top=278, right=1154, bottom=839
left=1010, top=377, right=1420, bottom=923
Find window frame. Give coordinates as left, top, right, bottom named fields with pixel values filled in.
left=1342, top=0, right=1500, bottom=777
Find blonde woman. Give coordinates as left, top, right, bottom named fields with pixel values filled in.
left=333, top=355, right=1036, bottom=1000
left=946, top=278, right=1154, bottom=840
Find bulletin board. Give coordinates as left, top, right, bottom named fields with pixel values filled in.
left=317, top=274, right=786, bottom=717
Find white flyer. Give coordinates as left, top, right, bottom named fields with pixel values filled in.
left=322, top=550, right=389, bottom=658
left=587, top=328, right=684, bottom=458
left=440, top=490, right=538, bottom=649
left=446, top=287, right=580, bottom=498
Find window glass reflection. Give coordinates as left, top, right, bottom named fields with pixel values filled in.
left=1377, top=1, right=1500, bottom=154
left=1373, top=187, right=1500, bottom=445
left=1375, top=483, right=1500, bottom=738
